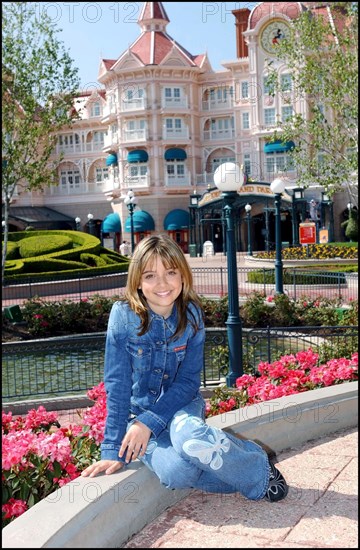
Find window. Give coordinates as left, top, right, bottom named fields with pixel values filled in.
left=264, top=108, right=276, bottom=126
left=242, top=112, right=250, bottom=129
left=281, top=106, right=293, bottom=122
left=93, top=131, right=105, bottom=145
left=90, top=102, right=101, bottom=117
left=243, top=153, right=251, bottom=175
left=59, top=134, right=79, bottom=146
left=166, top=118, right=182, bottom=129
left=96, top=167, right=109, bottom=182
left=280, top=74, right=292, bottom=92
left=166, top=163, right=185, bottom=176
left=127, top=120, right=146, bottom=130
left=241, top=81, right=249, bottom=99
left=263, top=76, right=275, bottom=96
left=125, top=88, right=144, bottom=100
left=165, top=87, right=181, bottom=99
left=60, top=170, right=80, bottom=189
left=266, top=154, right=294, bottom=174
left=129, top=165, right=147, bottom=177
left=212, top=156, right=235, bottom=172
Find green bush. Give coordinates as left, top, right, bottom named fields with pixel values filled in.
left=18, top=235, right=73, bottom=258
left=3, top=230, right=130, bottom=280
left=5, top=241, right=19, bottom=260
left=247, top=269, right=346, bottom=285
left=80, top=253, right=107, bottom=267
left=256, top=243, right=358, bottom=260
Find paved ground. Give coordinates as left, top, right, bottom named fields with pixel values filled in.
left=123, top=426, right=358, bottom=549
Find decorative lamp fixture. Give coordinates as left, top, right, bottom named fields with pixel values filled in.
left=213, top=162, right=245, bottom=385
left=270, top=178, right=286, bottom=294
left=294, top=188, right=304, bottom=200
left=244, top=204, right=253, bottom=257
left=124, top=190, right=138, bottom=253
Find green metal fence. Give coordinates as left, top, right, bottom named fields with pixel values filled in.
left=2, top=326, right=357, bottom=402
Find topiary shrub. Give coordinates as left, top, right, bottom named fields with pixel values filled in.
left=18, top=235, right=73, bottom=258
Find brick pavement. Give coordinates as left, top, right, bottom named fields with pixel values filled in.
left=123, top=426, right=358, bottom=549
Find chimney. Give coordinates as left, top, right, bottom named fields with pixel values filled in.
left=232, top=8, right=250, bottom=58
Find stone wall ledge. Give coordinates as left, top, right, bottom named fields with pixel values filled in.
left=3, top=382, right=358, bottom=549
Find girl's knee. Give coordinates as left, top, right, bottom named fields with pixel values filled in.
left=170, top=410, right=208, bottom=453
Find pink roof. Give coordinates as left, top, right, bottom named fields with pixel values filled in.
left=138, top=2, right=169, bottom=23
left=100, top=1, right=204, bottom=73
left=249, top=2, right=304, bottom=29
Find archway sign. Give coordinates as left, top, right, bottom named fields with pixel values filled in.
left=197, top=182, right=292, bottom=207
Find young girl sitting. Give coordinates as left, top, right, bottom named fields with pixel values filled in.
left=81, top=235, right=288, bottom=502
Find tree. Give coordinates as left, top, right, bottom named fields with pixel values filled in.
left=266, top=2, right=358, bottom=205
left=2, top=2, right=81, bottom=281
left=341, top=207, right=358, bottom=242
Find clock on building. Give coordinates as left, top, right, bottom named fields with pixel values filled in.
left=259, top=19, right=290, bottom=55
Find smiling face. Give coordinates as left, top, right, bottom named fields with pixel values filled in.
left=139, top=256, right=183, bottom=318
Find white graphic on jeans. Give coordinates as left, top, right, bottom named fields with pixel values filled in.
left=182, top=428, right=231, bottom=470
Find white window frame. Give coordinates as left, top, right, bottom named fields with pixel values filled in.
left=241, top=81, right=249, bottom=99
left=264, top=108, right=276, bottom=126
left=242, top=112, right=250, bottom=129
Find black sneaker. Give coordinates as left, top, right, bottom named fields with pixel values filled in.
left=264, top=460, right=288, bottom=502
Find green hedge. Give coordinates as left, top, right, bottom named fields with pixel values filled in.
left=247, top=269, right=346, bottom=285
left=3, top=230, right=130, bottom=282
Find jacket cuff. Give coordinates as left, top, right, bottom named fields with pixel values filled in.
left=136, top=410, right=166, bottom=438
left=100, top=444, right=126, bottom=462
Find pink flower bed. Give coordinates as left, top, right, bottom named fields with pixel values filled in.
left=2, top=350, right=358, bottom=527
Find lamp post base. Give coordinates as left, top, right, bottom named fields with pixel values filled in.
left=225, top=317, right=243, bottom=387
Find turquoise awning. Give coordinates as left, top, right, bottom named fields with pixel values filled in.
left=102, top=212, right=121, bottom=233
left=264, top=140, right=295, bottom=154
left=164, top=148, right=187, bottom=161
left=106, top=153, right=118, bottom=166
left=127, top=150, right=149, bottom=163
left=125, top=210, right=155, bottom=232
left=164, top=209, right=190, bottom=230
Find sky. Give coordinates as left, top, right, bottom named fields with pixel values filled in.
left=42, top=1, right=257, bottom=92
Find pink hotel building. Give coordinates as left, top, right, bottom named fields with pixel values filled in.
left=10, top=1, right=350, bottom=253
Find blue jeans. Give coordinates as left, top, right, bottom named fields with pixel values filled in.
left=138, top=396, right=270, bottom=500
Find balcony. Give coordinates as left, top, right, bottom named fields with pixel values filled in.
left=165, top=173, right=191, bottom=187
left=195, top=173, right=216, bottom=187
left=123, top=129, right=148, bottom=142
left=162, top=97, right=188, bottom=109
left=202, top=129, right=235, bottom=141
left=101, top=105, right=117, bottom=123
left=123, top=175, right=150, bottom=189
left=201, top=98, right=233, bottom=111
left=122, top=98, right=146, bottom=111
left=56, top=144, right=82, bottom=155
left=85, top=142, right=105, bottom=152
left=163, top=127, right=189, bottom=140
left=103, top=133, right=119, bottom=150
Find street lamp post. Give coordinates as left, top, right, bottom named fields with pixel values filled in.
left=87, top=213, right=94, bottom=236
left=244, top=203, right=252, bottom=256
left=124, top=189, right=138, bottom=254
left=214, top=162, right=244, bottom=386
left=270, top=177, right=286, bottom=294
left=75, top=217, right=81, bottom=231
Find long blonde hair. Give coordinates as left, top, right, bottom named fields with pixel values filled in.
left=124, top=235, right=203, bottom=338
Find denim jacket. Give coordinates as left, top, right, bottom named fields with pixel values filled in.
left=100, top=300, right=205, bottom=461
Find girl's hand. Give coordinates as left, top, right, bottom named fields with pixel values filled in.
left=81, top=460, right=124, bottom=478
left=119, top=421, right=152, bottom=463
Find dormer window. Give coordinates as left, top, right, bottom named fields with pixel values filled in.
left=90, top=101, right=101, bottom=117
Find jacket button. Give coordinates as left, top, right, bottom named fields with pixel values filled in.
left=156, top=341, right=163, bottom=345
left=163, top=374, right=169, bottom=379
left=138, top=348, right=143, bottom=355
